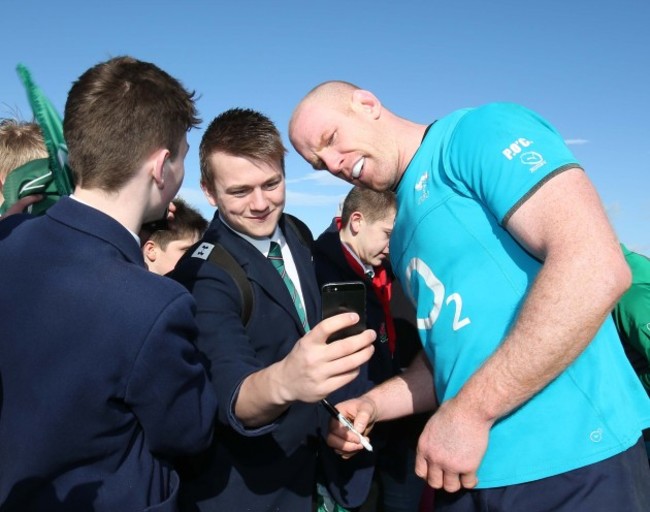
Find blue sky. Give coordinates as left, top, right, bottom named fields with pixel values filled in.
left=2, top=0, right=648, bottom=252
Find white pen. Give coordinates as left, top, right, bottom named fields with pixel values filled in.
left=321, top=399, right=373, bottom=452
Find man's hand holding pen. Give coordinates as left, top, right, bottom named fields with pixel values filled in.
left=325, top=396, right=379, bottom=458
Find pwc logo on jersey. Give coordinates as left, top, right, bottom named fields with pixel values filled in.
left=501, top=137, right=546, bottom=173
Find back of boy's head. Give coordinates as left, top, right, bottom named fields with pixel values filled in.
left=64, top=56, right=200, bottom=193
left=0, top=119, right=48, bottom=186
left=340, top=187, right=396, bottom=227
left=148, top=198, right=208, bottom=250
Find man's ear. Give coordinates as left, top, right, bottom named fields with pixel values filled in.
left=200, top=181, right=218, bottom=207
left=143, top=240, right=158, bottom=264
left=351, top=90, right=382, bottom=120
left=151, top=148, right=171, bottom=189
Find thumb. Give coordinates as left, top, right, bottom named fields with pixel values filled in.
left=352, top=397, right=377, bottom=434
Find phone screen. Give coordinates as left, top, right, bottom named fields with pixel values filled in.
left=321, top=281, right=366, bottom=342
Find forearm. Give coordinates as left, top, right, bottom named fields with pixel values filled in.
left=235, top=361, right=293, bottom=427
left=235, top=317, right=377, bottom=427
left=365, top=350, right=437, bottom=422
left=455, top=247, right=630, bottom=424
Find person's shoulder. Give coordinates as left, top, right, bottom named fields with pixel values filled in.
left=461, top=102, right=536, bottom=123
left=121, top=256, right=193, bottom=301
left=0, top=211, right=34, bottom=233
left=283, top=212, right=314, bottom=248
left=314, top=219, right=339, bottom=246
left=170, top=233, right=247, bottom=298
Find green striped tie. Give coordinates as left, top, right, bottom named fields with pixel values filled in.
left=268, top=241, right=310, bottom=332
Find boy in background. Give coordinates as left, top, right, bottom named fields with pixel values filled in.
left=0, top=119, right=47, bottom=216
left=142, top=197, right=208, bottom=275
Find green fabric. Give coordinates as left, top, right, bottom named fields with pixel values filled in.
left=0, top=158, right=60, bottom=216
left=17, top=64, right=74, bottom=196
left=268, top=241, right=310, bottom=332
left=0, top=65, right=74, bottom=215
left=613, top=244, right=650, bottom=393
left=314, top=492, right=351, bottom=512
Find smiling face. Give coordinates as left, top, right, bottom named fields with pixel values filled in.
left=289, top=90, right=400, bottom=192
left=202, top=151, right=285, bottom=238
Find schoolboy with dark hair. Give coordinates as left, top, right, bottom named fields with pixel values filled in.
left=0, top=56, right=217, bottom=512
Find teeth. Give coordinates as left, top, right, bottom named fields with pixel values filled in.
left=352, top=157, right=364, bottom=179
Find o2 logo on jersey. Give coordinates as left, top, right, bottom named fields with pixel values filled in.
left=405, top=257, right=471, bottom=332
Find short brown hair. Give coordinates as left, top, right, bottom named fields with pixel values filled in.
left=340, top=187, right=396, bottom=226
left=199, top=108, right=286, bottom=195
left=64, top=56, right=200, bottom=192
left=0, top=119, right=48, bottom=184
left=144, top=198, right=208, bottom=249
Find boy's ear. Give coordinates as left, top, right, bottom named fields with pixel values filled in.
left=151, top=148, right=171, bottom=188
left=143, top=240, right=158, bottom=263
left=349, top=211, right=364, bottom=235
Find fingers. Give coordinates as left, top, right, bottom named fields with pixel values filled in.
left=443, top=472, right=462, bottom=493
left=2, top=194, right=43, bottom=217
left=327, top=423, right=364, bottom=458
left=315, top=312, right=366, bottom=343
left=460, top=472, right=478, bottom=489
left=305, top=313, right=376, bottom=377
left=326, top=417, right=370, bottom=458
left=329, top=339, right=375, bottom=373
left=415, top=453, right=478, bottom=492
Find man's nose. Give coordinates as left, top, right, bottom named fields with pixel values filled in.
left=250, top=188, right=269, bottom=210
left=321, top=150, right=344, bottom=174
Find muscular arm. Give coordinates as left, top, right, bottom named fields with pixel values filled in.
left=458, top=168, right=629, bottom=422
left=416, top=168, right=631, bottom=491
left=328, top=350, right=437, bottom=453
left=365, top=350, right=437, bottom=421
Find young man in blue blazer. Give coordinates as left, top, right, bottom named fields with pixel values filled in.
left=0, top=56, right=218, bottom=512
left=171, top=108, right=376, bottom=511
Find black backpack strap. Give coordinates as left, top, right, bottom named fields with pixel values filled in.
left=284, top=213, right=314, bottom=249
left=184, top=239, right=253, bottom=327
left=207, top=243, right=253, bottom=326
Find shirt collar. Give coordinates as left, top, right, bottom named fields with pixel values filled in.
left=70, top=194, right=141, bottom=245
left=341, top=240, right=375, bottom=277
left=219, top=214, right=284, bottom=256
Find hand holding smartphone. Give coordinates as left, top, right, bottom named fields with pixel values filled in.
left=321, top=281, right=366, bottom=343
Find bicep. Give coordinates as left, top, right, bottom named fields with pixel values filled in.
left=504, top=168, right=620, bottom=261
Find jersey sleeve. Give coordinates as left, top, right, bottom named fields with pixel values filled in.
left=445, top=102, right=581, bottom=224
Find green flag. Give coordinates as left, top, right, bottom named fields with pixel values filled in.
left=0, top=64, right=75, bottom=215
left=16, top=63, right=74, bottom=195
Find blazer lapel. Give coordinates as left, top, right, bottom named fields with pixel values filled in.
left=214, top=217, right=307, bottom=332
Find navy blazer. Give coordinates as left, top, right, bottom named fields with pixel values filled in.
left=171, top=212, right=328, bottom=511
left=0, top=198, right=217, bottom=512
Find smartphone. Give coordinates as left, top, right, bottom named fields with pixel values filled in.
left=321, top=281, right=367, bottom=343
